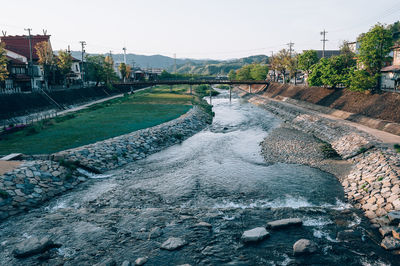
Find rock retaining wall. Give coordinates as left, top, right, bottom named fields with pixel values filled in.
left=243, top=91, right=400, bottom=248
left=0, top=106, right=211, bottom=221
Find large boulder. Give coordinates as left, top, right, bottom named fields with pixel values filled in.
left=267, top=218, right=302, bottom=229
left=293, top=239, right=317, bottom=256
left=12, top=237, right=60, bottom=258
left=241, top=227, right=269, bottom=243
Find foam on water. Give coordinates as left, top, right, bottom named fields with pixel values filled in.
left=77, top=168, right=113, bottom=179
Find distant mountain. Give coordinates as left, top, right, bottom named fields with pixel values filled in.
left=69, top=52, right=268, bottom=75
left=70, top=51, right=208, bottom=68
left=170, top=54, right=269, bottom=75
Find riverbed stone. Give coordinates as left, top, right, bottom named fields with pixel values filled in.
left=160, top=237, right=186, bottom=251
left=12, top=237, right=58, bottom=258
left=241, top=227, right=269, bottom=243
left=293, top=239, right=317, bottom=256
left=267, top=218, right=302, bottom=229
left=381, top=236, right=400, bottom=250
left=388, top=211, right=400, bottom=225
left=135, top=257, right=148, bottom=265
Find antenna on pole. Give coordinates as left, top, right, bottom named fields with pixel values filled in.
left=286, top=41, right=294, bottom=57
left=42, top=29, right=47, bottom=35
left=320, top=30, right=328, bottom=58
left=2, top=31, right=7, bottom=37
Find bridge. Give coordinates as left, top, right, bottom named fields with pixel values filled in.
left=113, top=80, right=269, bottom=96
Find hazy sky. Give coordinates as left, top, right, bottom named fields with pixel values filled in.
left=1, top=0, right=399, bottom=60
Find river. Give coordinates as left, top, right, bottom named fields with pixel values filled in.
left=0, top=89, right=397, bottom=265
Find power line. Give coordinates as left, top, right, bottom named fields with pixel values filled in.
left=79, top=41, right=86, bottom=86
left=286, top=41, right=294, bottom=56
left=24, top=28, right=34, bottom=90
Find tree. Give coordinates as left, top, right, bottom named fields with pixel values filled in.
left=236, top=65, right=252, bottom=80
left=118, top=63, right=128, bottom=82
left=297, top=50, right=318, bottom=84
left=250, top=64, right=269, bottom=80
left=56, top=50, right=73, bottom=85
left=349, top=69, right=378, bottom=91
left=270, top=49, right=291, bottom=83
left=35, top=41, right=55, bottom=88
left=125, top=65, right=132, bottom=81
left=0, top=43, right=8, bottom=82
left=228, top=69, right=236, bottom=80
left=86, top=55, right=107, bottom=86
left=358, top=24, right=393, bottom=76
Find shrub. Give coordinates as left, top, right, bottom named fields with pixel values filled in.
left=349, top=70, right=378, bottom=92
left=394, top=144, right=400, bottom=153
left=320, top=143, right=340, bottom=159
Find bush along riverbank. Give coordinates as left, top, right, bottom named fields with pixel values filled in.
left=237, top=88, right=400, bottom=252
left=0, top=106, right=212, bottom=221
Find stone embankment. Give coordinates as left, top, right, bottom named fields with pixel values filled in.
left=239, top=89, right=400, bottom=250
left=0, top=107, right=211, bottom=221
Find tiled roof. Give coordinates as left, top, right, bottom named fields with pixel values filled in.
left=0, top=35, right=51, bottom=61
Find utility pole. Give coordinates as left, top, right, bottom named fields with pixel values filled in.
left=270, top=51, right=275, bottom=82
left=122, top=47, right=127, bottom=64
left=24, top=28, right=34, bottom=90
left=286, top=41, right=294, bottom=57
left=320, top=30, right=328, bottom=58
left=79, top=41, right=86, bottom=87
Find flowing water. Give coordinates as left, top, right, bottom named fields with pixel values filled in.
left=0, top=89, right=397, bottom=265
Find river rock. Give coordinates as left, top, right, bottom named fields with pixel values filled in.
left=293, top=239, right=317, bottom=256
left=267, top=218, right=302, bottom=229
left=381, top=236, right=400, bottom=250
left=12, top=236, right=58, bottom=258
left=241, top=227, right=269, bottom=243
left=194, top=222, right=212, bottom=228
left=148, top=227, right=163, bottom=239
left=388, top=211, right=400, bottom=225
left=160, top=237, right=186, bottom=251
left=121, top=260, right=131, bottom=266
left=135, top=257, right=148, bottom=265
left=392, top=228, right=400, bottom=240
left=379, top=226, right=396, bottom=237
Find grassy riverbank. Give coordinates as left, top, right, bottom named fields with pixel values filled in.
left=0, top=86, right=205, bottom=155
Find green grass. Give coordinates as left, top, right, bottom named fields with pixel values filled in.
left=394, top=144, right=400, bottom=153
left=0, top=87, right=194, bottom=155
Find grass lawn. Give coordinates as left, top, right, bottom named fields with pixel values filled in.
left=0, top=86, right=194, bottom=155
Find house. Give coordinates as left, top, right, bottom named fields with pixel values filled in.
left=0, top=34, right=52, bottom=91
left=381, top=44, right=400, bottom=90
left=4, top=49, right=30, bottom=92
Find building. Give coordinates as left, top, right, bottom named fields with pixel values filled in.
left=315, top=50, right=341, bottom=59
left=381, top=44, right=400, bottom=90
left=0, top=34, right=52, bottom=91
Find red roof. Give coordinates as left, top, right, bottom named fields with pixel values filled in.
left=0, top=35, right=51, bottom=61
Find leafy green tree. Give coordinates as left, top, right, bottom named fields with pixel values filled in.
left=358, top=24, right=393, bottom=76
left=228, top=69, right=236, bottom=80
left=86, top=55, right=110, bottom=86
left=250, top=64, right=269, bottom=80
left=236, top=65, right=252, bottom=80
left=297, top=50, right=318, bottom=84
left=56, top=50, right=73, bottom=85
left=309, top=55, right=353, bottom=88
left=349, top=69, right=378, bottom=91
left=0, top=43, right=9, bottom=82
